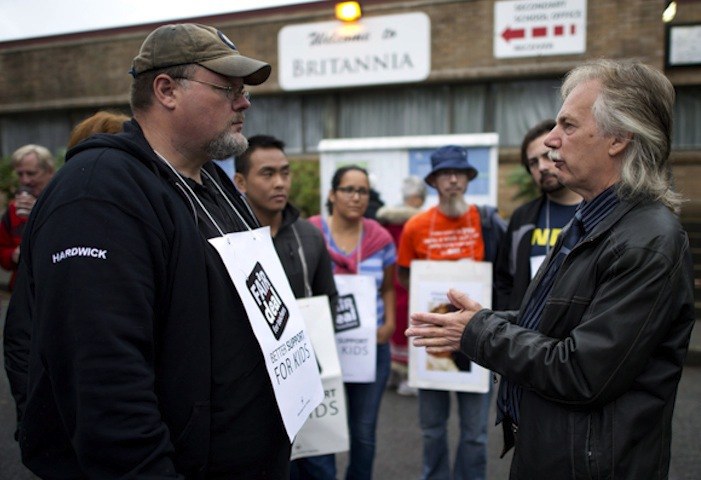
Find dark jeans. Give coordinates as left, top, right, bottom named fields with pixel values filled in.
left=343, top=343, right=391, bottom=480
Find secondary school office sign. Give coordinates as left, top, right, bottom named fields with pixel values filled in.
left=278, top=12, right=430, bottom=91
left=494, top=0, right=587, bottom=59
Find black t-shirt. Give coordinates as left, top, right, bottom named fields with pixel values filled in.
left=531, top=200, right=579, bottom=258
left=184, top=174, right=291, bottom=478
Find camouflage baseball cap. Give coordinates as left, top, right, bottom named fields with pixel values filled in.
left=130, top=23, right=271, bottom=85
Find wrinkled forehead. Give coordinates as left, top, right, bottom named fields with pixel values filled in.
left=16, top=152, right=42, bottom=169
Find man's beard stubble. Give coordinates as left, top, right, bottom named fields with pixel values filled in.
left=442, top=195, right=469, bottom=217
left=205, top=131, right=248, bottom=160
left=540, top=173, right=566, bottom=195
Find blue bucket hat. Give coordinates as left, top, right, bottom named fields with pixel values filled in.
left=424, top=145, right=478, bottom=185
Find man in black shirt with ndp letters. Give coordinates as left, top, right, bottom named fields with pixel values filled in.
left=494, top=119, right=581, bottom=311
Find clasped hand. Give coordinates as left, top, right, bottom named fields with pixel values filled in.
left=405, top=289, right=483, bottom=354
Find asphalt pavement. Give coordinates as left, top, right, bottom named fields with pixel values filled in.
left=1, top=289, right=699, bottom=479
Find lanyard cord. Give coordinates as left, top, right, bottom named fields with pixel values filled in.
left=200, top=169, right=253, bottom=230
left=154, top=151, right=252, bottom=236
left=291, top=223, right=313, bottom=298
left=545, top=197, right=551, bottom=256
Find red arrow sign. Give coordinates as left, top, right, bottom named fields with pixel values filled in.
left=501, top=26, right=525, bottom=42
left=532, top=26, right=547, bottom=37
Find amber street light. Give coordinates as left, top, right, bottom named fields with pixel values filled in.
left=663, top=1, right=677, bottom=23
left=335, top=1, right=362, bottom=22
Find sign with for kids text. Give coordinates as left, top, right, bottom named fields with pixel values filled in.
left=209, top=227, right=324, bottom=440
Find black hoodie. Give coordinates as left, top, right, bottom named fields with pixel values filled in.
left=4, top=120, right=290, bottom=479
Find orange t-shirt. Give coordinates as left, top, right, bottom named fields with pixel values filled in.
left=397, top=205, right=485, bottom=267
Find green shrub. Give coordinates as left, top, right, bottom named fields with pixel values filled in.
left=289, top=159, right=321, bottom=217
left=0, top=150, right=318, bottom=215
left=0, top=156, right=17, bottom=206
left=507, top=165, right=539, bottom=202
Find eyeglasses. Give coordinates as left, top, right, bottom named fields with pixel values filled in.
left=336, top=186, right=370, bottom=197
left=436, top=169, right=468, bottom=178
left=177, top=77, right=250, bottom=102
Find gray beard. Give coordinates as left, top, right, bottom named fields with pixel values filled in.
left=205, top=131, right=248, bottom=160
left=441, top=196, right=468, bottom=217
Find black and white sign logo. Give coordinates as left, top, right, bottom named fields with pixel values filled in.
left=247, top=262, right=289, bottom=340
left=334, top=294, right=361, bottom=333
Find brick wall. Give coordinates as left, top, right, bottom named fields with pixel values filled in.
left=0, top=0, right=684, bottom=112
left=0, top=0, right=699, bottom=217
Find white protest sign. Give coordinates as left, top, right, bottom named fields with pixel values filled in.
left=291, top=296, right=349, bottom=459
left=333, top=274, right=377, bottom=383
left=408, top=260, right=491, bottom=393
left=209, top=227, right=324, bottom=441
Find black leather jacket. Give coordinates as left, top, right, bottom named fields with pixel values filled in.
left=461, top=198, right=695, bottom=479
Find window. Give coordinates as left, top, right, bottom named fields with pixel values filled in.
left=452, top=84, right=487, bottom=134
left=493, top=79, right=562, bottom=146
left=338, top=86, right=449, bottom=138
left=244, top=95, right=303, bottom=153
left=674, top=86, right=701, bottom=149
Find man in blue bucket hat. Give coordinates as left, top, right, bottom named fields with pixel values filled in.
left=398, top=145, right=505, bottom=480
left=423, top=145, right=478, bottom=184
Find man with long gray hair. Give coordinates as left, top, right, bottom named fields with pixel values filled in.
left=407, top=59, right=694, bottom=478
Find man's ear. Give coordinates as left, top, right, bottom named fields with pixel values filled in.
left=233, top=172, right=246, bottom=193
left=152, top=74, right=179, bottom=109
left=609, top=133, right=632, bottom=157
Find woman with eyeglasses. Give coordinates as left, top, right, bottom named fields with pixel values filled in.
left=309, top=165, right=396, bottom=480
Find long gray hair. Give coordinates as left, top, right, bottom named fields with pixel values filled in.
left=561, top=59, right=681, bottom=210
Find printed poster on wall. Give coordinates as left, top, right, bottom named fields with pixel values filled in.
left=291, top=295, right=349, bottom=460
left=333, top=274, right=377, bottom=383
left=318, top=133, right=499, bottom=214
left=209, top=227, right=324, bottom=441
left=408, top=260, right=492, bottom=393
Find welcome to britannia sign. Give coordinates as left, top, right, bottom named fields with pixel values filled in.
left=278, top=12, right=431, bottom=91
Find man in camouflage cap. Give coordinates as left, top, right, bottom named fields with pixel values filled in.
left=5, top=23, right=292, bottom=478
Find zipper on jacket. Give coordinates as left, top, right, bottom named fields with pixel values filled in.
left=585, top=414, right=599, bottom=479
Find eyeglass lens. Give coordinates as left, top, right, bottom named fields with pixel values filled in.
left=338, top=186, right=370, bottom=196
